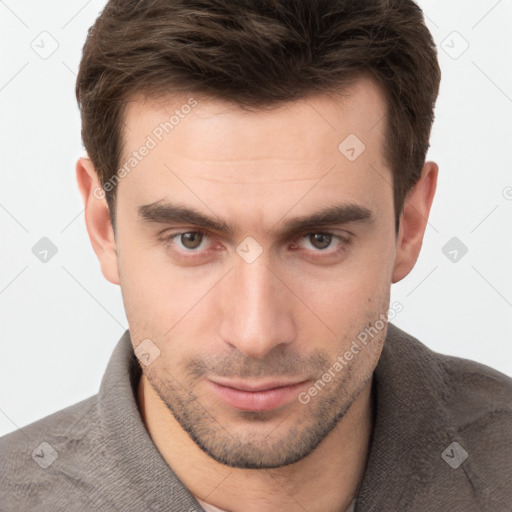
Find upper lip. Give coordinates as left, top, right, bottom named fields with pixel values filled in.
left=208, top=378, right=309, bottom=392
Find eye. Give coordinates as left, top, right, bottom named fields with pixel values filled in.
left=160, top=230, right=211, bottom=252
left=304, top=233, right=334, bottom=250
left=292, top=232, right=349, bottom=252
left=177, top=231, right=206, bottom=250
left=158, top=229, right=351, bottom=263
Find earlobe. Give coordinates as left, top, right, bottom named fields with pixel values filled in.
left=391, top=161, right=438, bottom=284
left=76, top=157, right=120, bottom=285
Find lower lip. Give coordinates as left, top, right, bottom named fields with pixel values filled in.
left=207, top=380, right=308, bottom=412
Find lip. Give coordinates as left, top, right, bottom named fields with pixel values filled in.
left=207, top=378, right=309, bottom=412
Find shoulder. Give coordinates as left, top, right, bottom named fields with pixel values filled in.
left=0, top=395, right=104, bottom=511
left=385, top=322, right=512, bottom=413
left=0, top=394, right=99, bottom=457
left=382, top=323, right=512, bottom=510
left=398, top=326, right=512, bottom=408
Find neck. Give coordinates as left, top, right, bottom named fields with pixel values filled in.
left=137, top=374, right=374, bottom=512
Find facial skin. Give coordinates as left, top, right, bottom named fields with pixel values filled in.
left=77, top=75, right=437, bottom=511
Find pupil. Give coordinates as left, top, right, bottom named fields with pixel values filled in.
left=182, top=232, right=202, bottom=249
left=311, top=233, right=331, bottom=249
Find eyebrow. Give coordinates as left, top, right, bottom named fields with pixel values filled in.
left=137, top=200, right=374, bottom=237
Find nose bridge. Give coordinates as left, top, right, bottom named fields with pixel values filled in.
left=219, top=254, right=296, bottom=358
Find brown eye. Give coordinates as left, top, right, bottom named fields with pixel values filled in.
left=308, top=233, right=333, bottom=250
left=180, top=232, right=204, bottom=249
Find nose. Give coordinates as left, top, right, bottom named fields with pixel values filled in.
left=218, top=254, right=296, bottom=359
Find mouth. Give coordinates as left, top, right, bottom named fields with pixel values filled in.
left=207, top=378, right=310, bottom=412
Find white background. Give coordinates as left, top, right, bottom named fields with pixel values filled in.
left=1, top=0, right=511, bottom=437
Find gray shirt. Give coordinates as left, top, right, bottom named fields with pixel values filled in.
left=1, top=323, right=511, bottom=511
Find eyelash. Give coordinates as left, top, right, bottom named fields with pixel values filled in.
left=158, top=229, right=351, bottom=261
left=289, top=232, right=350, bottom=259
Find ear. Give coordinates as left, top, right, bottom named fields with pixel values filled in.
left=76, top=156, right=120, bottom=285
left=392, top=161, right=438, bottom=283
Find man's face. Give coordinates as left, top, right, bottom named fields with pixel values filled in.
left=114, top=76, right=397, bottom=468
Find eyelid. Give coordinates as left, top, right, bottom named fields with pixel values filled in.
left=290, top=228, right=350, bottom=242
left=159, top=228, right=351, bottom=257
left=159, top=228, right=349, bottom=242
left=158, top=228, right=211, bottom=249
left=290, top=231, right=351, bottom=252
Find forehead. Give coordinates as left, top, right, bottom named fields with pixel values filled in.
left=115, top=76, right=392, bottom=235
left=120, top=75, right=387, bottom=169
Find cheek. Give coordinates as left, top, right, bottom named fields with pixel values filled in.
left=117, top=240, right=176, bottom=331
left=303, top=280, right=388, bottom=348
left=118, top=243, right=223, bottom=346
left=294, top=241, right=393, bottom=331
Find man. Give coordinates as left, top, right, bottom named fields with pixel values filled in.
left=1, top=0, right=511, bottom=510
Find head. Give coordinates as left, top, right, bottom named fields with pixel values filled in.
left=76, top=0, right=440, bottom=469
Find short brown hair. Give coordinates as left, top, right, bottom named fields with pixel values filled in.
left=76, top=0, right=441, bottom=233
